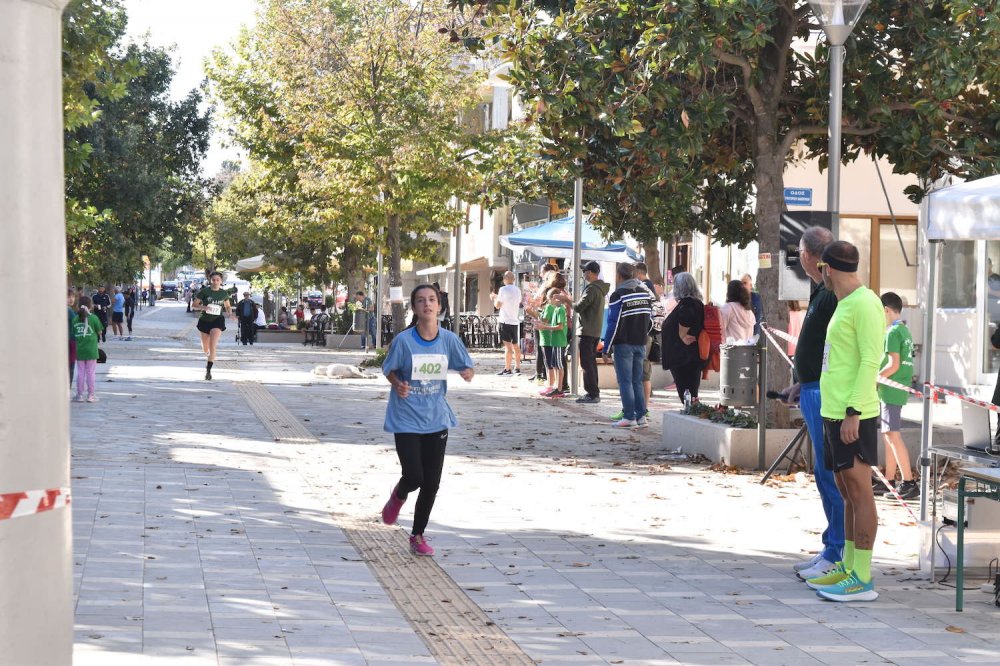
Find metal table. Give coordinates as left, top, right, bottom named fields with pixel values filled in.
left=956, top=466, right=1000, bottom=611
left=927, top=445, right=1000, bottom=580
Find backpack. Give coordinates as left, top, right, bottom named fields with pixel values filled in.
left=699, top=303, right=723, bottom=377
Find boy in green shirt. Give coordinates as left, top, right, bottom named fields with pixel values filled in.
left=876, top=292, right=917, bottom=499
left=535, top=288, right=568, bottom=398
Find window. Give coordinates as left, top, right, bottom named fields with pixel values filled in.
left=984, top=241, right=1000, bottom=373
left=939, top=241, right=976, bottom=309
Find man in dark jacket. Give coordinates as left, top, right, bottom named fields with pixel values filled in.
left=574, top=261, right=610, bottom=403
left=602, top=263, right=653, bottom=428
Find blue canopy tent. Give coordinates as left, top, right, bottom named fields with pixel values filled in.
left=499, top=215, right=641, bottom=263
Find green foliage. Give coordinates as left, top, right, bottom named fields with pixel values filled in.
left=686, top=401, right=757, bottom=429
left=63, top=1, right=211, bottom=284
left=360, top=347, right=388, bottom=368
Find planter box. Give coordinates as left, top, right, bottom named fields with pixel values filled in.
left=326, top=334, right=366, bottom=349
left=662, top=411, right=799, bottom=469
left=255, top=329, right=305, bottom=343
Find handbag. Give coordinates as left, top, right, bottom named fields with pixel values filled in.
left=648, top=336, right=662, bottom=363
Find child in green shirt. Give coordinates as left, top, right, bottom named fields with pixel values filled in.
left=876, top=292, right=917, bottom=499
left=535, top=288, right=568, bottom=398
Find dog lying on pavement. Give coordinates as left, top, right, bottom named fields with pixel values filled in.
left=312, top=363, right=376, bottom=379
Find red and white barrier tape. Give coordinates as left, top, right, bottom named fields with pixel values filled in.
left=0, top=487, right=71, bottom=522
left=759, top=326, right=794, bottom=369
left=761, top=324, right=925, bottom=398
left=924, top=382, right=1000, bottom=414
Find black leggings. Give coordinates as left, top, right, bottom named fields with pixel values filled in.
left=671, top=362, right=702, bottom=401
left=393, top=430, right=448, bottom=536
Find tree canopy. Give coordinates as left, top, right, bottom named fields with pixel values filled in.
left=63, top=0, right=212, bottom=284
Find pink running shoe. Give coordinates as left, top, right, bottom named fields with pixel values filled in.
left=409, top=534, right=434, bottom=556
left=538, top=386, right=556, bottom=396
left=381, top=485, right=406, bottom=525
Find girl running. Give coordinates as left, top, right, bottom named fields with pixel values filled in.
left=193, top=271, right=234, bottom=380
left=380, top=284, right=474, bottom=556
left=72, top=304, right=103, bottom=402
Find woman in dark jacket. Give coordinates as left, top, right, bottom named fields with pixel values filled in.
left=661, top=272, right=705, bottom=402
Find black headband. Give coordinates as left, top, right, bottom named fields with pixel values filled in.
left=821, top=247, right=858, bottom=273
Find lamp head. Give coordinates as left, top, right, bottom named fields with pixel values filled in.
left=807, top=0, right=871, bottom=45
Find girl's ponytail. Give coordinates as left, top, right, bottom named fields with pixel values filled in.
left=77, top=304, right=90, bottom=321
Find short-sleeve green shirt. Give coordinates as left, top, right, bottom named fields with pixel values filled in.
left=539, top=304, right=567, bottom=348
left=197, top=287, right=230, bottom=321
left=878, top=322, right=914, bottom=406
left=73, top=313, right=104, bottom=360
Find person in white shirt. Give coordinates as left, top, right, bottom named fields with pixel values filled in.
left=492, top=271, right=522, bottom=375
left=720, top=280, right=757, bottom=342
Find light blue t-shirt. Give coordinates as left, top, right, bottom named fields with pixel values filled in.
left=382, top=327, right=474, bottom=434
left=113, top=293, right=125, bottom=313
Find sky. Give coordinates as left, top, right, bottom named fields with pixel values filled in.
left=123, top=0, right=259, bottom=176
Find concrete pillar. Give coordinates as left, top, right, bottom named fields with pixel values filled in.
left=0, top=0, right=74, bottom=664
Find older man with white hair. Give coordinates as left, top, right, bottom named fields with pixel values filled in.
left=492, top=271, right=522, bottom=375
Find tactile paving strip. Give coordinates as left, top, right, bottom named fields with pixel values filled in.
left=236, top=380, right=535, bottom=665
left=235, top=380, right=317, bottom=442
left=342, top=518, right=536, bottom=666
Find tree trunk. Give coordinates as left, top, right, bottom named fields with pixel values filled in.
left=643, top=241, right=662, bottom=284
left=387, top=212, right=405, bottom=333
left=754, top=144, right=793, bottom=428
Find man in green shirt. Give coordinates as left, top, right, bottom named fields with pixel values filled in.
left=811, top=241, right=885, bottom=602
left=876, top=292, right=916, bottom=499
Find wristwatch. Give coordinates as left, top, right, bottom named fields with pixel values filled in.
left=845, top=407, right=862, bottom=417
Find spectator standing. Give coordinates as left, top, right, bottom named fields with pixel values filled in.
left=602, top=263, right=653, bottom=428
left=380, top=284, right=475, bottom=556
left=140, top=288, right=148, bottom=306
left=110, top=286, right=126, bottom=340
left=719, top=280, right=756, bottom=342
left=434, top=281, right=450, bottom=330
left=741, top=273, right=763, bottom=335
left=67, top=289, right=77, bottom=388
left=148, top=286, right=157, bottom=307
left=124, top=288, right=136, bottom=339
left=634, top=262, right=657, bottom=413
left=492, top=271, right=523, bottom=375
left=526, top=264, right=571, bottom=384
left=810, top=240, right=884, bottom=602
left=535, top=288, right=569, bottom=398
left=184, top=285, right=193, bottom=312
left=876, top=292, right=917, bottom=500
left=72, top=304, right=103, bottom=402
left=660, top=272, right=705, bottom=402
left=91, top=286, right=111, bottom=343
left=573, top=261, right=609, bottom=403
left=781, top=227, right=844, bottom=583
left=236, top=292, right=258, bottom=345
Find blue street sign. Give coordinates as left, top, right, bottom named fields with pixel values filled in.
left=784, top=187, right=813, bottom=206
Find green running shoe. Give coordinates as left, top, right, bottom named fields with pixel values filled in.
left=805, top=561, right=848, bottom=590
left=814, top=571, right=878, bottom=602
left=609, top=410, right=624, bottom=421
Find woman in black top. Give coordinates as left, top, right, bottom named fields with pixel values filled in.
left=661, top=272, right=705, bottom=402
left=193, top=271, right=234, bottom=380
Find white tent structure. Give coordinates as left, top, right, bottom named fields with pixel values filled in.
left=234, top=254, right=279, bottom=273
left=919, top=174, right=1000, bottom=519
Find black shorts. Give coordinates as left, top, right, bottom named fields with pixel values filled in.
left=197, top=317, right=226, bottom=334
left=499, top=323, right=520, bottom=344
left=111, top=312, right=124, bottom=323
left=824, top=416, right=879, bottom=472
left=542, top=346, right=566, bottom=370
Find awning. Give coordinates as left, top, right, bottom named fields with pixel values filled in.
left=415, top=256, right=509, bottom=276
left=500, top=214, right=641, bottom=262
left=926, top=174, right=1000, bottom=241
left=234, top=255, right=278, bottom=272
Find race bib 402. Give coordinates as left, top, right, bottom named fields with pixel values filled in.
left=412, top=354, right=448, bottom=381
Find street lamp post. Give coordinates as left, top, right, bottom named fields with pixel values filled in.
left=807, top=0, right=871, bottom=237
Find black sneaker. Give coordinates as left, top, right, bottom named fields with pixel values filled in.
left=872, top=477, right=893, bottom=496
left=496, top=368, right=512, bottom=376
left=575, top=395, right=600, bottom=404
left=205, top=371, right=212, bottom=381
left=513, top=368, right=521, bottom=375
left=896, top=480, right=920, bottom=500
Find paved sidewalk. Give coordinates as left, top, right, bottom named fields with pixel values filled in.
left=70, top=302, right=1000, bottom=666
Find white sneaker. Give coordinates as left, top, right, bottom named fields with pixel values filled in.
left=635, top=416, right=649, bottom=428
left=792, top=552, right=824, bottom=572
left=797, top=557, right=838, bottom=581
left=612, top=418, right=638, bottom=428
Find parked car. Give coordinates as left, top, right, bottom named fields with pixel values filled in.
left=306, top=291, right=325, bottom=309
left=160, top=281, right=179, bottom=300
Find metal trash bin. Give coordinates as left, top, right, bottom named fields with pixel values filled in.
left=720, top=343, right=759, bottom=407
